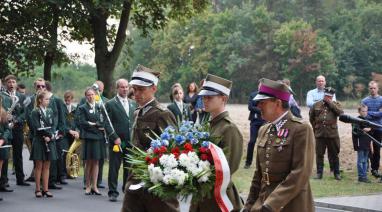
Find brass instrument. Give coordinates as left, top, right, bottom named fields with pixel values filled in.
left=65, top=138, right=82, bottom=178
left=8, top=95, right=19, bottom=128
left=23, top=123, right=32, bottom=153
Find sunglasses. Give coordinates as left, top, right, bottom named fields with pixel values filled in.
left=36, top=85, right=46, bottom=88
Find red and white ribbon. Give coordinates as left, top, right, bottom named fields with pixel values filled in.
left=209, top=143, right=233, bottom=212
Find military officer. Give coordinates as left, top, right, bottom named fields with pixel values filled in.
left=244, top=78, right=315, bottom=212
left=121, top=65, right=178, bottom=212
left=309, top=87, right=343, bottom=180
left=105, top=78, right=136, bottom=202
left=3, top=75, right=30, bottom=186
left=190, top=74, right=243, bottom=212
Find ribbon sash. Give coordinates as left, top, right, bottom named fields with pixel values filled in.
left=209, top=143, right=233, bottom=212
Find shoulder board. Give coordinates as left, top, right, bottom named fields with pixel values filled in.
left=291, top=116, right=304, bottom=123
left=155, top=104, right=167, bottom=111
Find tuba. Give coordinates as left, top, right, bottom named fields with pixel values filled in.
left=65, top=138, right=82, bottom=178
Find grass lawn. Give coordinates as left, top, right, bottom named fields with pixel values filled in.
left=232, top=159, right=382, bottom=198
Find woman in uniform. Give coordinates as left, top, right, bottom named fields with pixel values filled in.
left=78, top=87, right=105, bottom=195
left=191, top=74, right=243, bottom=212
left=29, top=91, right=57, bottom=198
left=0, top=98, right=10, bottom=201
left=167, top=86, right=191, bottom=124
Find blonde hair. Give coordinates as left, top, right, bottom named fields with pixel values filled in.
left=34, top=78, right=45, bottom=87
left=34, top=91, right=49, bottom=108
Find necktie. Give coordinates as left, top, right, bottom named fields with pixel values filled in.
left=122, top=99, right=129, bottom=115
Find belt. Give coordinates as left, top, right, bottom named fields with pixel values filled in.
left=262, top=172, right=287, bottom=185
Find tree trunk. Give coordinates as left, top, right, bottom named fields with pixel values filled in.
left=87, top=1, right=131, bottom=98
left=43, top=3, right=59, bottom=81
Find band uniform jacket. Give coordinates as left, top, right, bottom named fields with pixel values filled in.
left=122, top=99, right=178, bottom=212
left=309, top=100, right=343, bottom=138
left=167, top=102, right=192, bottom=123
left=2, top=91, right=26, bottom=128
left=105, top=97, right=136, bottom=148
left=77, top=102, right=105, bottom=140
left=190, top=111, right=243, bottom=212
left=245, top=112, right=315, bottom=212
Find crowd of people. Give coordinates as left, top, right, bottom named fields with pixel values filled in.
left=0, top=65, right=380, bottom=211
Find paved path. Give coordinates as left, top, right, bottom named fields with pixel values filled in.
left=315, top=194, right=382, bottom=212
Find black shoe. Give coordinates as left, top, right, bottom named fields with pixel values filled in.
left=17, top=181, right=30, bottom=186
left=26, top=176, right=35, bottom=182
left=334, top=174, right=341, bottom=180
left=0, top=197, right=2, bottom=201
left=359, top=178, right=371, bottom=183
left=0, top=187, right=13, bottom=192
left=48, top=184, right=62, bottom=190
left=97, top=184, right=105, bottom=189
left=42, top=191, right=53, bottom=198
left=314, top=173, right=323, bottom=179
left=244, top=164, right=251, bottom=169
left=91, top=189, right=102, bottom=195
left=109, top=195, right=117, bottom=202
left=58, top=180, right=68, bottom=185
left=66, top=175, right=75, bottom=180
left=371, top=170, right=381, bottom=178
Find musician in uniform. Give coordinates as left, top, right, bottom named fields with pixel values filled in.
left=29, top=91, right=58, bottom=198
left=309, top=87, right=343, bottom=180
left=167, top=86, right=192, bottom=123
left=244, top=78, right=315, bottom=212
left=105, top=78, right=136, bottom=202
left=0, top=82, right=14, bottom=192
left=0, top=97, right=11, bottom=200
left=78, top=87, right=106, bottom=195
left=121, top=65, right=178, bottom=212
left=3, top=75, right=29, bottom=186
left=190, top=74, right=243, bottom=212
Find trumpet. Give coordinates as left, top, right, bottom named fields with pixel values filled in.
left=7, top=95, right=19, bottom=128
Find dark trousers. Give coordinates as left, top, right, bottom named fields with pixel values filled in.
left=12, top=127, right=25, bottom=183
left=316, top=137, right=340, bottom=175
left=108, top=146, right=129, bottom=197
left=245, top=122, right=261, bottom=166
left=49, top=138, right=66, bottom=184
left=0, top=159, right=8, bottom=187
left=369, top=131, right=382, bottom=171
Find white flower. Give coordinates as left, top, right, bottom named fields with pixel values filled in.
left=147, top=148, right=154, bottom=154
left=159, top=154, right=178, bottom=169
left=148, top=164, right=164, bottom=184
left=162, top=169, right=188, bottom=186
left=197, top=160, right=211, bottom=183
left=187, top=152, right=200, bottom=165
left=178, top=153, right=191, bottom=168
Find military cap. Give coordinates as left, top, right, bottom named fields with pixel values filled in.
left=130, top=64, right=160, bottom=86
left=324, top=87, right=336, bottom=96
left=254, top=78, right=290, bottom=101
left=198, top=74, right=232, bottom=96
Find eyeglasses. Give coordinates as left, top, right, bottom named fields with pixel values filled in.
left=36, top=85, right=46, bottom=88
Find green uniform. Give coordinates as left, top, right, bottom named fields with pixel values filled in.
left=309, top=100, right=343, bottom=175
left=0, top=94, right=12, bottom=187
left=29, top=108, right=58, bottom=161
left=245, top=112, right=315, bottom=212
left=0, top=122, right=11, bottom=160
left=105, top=96, right=136, bottom=198
left=167, top=102, right=192, bottom=124
left=190, top=111, right=243, bottom=212
left=77, top=102, right=106, bottom=160
left=122, top=99, right=178, bottom=212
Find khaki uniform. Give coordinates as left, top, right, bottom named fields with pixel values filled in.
left=121, top=99, right=178, bottom=212
left=245, top=112, right=315, bottom=212
left=190, top=111, right=243, bottom=212
left=309, top=100, right=343, bottom=175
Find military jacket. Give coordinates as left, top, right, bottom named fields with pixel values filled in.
left=309, top=100, right=343, bottom=138
left=77, top=102, right=105, bottom=140
left=191, top=111, right=243, bottom=212
left=132, top=99, right=176, bottom=151
left=105, top=96, right=136, bottom=148
left=245, top=112, right=315, bottom=212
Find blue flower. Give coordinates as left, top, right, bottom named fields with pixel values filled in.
left=190, top=138, right=199, bottom=145
left=179, top=126, right=189, bottom=133
left=150, top=139, right=162, bottom=148
left=161, top=139, right=169, bottom=146
left=175, top=135, right=186, bottom=145
left=160, top=132, right=171, bottom=140
left=185, top=132, right=194, bottom=140
left=164, top=126, right=175, bottom=133
left=196, top=132, right=204, bottom=139
left=202, top=132, right=210, bottom=138
left=201, top=141, right=210, bottom=147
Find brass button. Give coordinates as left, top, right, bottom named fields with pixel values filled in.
left=266, top=168, right=269, bottom=172
left=266, top=154, right=269, bottom=158
left=266, top=161, right=270, bottom=165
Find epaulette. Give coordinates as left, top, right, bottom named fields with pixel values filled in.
left=291, top=116, right=304, bottom=124
left=155, top=104, right=167, bottom=112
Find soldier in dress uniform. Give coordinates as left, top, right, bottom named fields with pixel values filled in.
left=105, top=78, right=136, bottom=202
left=244, top=78, right=315, bottom=212
left=309, top=87, right=343, bottom=180
left=190, top=74, right=243, bottom=212
left=121, top=65, right=178, bottom=212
